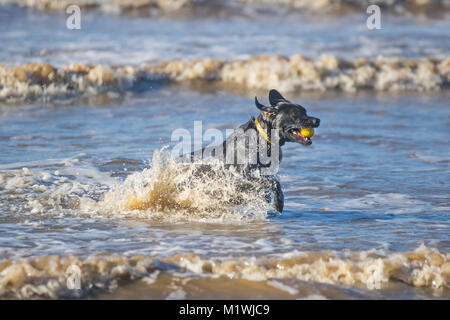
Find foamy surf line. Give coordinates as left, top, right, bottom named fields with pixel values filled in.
left=1, top=0, right=449, bottom=13
left=1, top=55, right=449, bottom=102
left=0, top=244, right=448, bottom=299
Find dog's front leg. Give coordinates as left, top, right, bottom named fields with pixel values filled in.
left=262, top=177, right=284, bottom=213
left=272, top=179, right=284, bottom=213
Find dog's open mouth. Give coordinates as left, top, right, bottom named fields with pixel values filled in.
left=288, top=128, right=312, bottom=145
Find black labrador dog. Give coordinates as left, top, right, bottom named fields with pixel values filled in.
left=187, top=89, right=320, bottom=213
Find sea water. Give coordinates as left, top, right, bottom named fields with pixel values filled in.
left=0, top=1, right=448, bottom=299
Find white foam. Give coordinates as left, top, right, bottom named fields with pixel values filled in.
left=267, top=280, right=299, bottom=295
left=329, top=193, right=428, bottom=214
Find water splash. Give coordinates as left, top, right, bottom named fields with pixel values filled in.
left=80, top=148, right=271, bottom=222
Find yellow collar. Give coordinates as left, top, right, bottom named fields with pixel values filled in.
left=255, top=118, right=271, bottom=143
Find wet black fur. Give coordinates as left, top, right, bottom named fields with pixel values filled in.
left=188, top=89, right=320, bottom=213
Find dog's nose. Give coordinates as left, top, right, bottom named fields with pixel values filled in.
left=309, top=117, right=320, bottom=127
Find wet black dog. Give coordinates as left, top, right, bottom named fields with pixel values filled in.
left=188, top=89, right=320, bottom=213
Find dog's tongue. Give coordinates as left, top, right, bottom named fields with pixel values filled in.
left=294, top=131, right=307, bottom=141
left=292, top=130, right=311, bottom=143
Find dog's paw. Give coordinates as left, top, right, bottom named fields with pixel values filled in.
left=274, top=200, right=284, bottom=213
left=274, top=202, right=283, bottom=213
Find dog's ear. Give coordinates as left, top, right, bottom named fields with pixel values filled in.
left=255, top=96, right=278, bottom=119
left=269, top=89, right=289, bottom=106
left=255, top=97, right=273, bottom=112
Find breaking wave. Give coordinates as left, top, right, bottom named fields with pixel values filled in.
left=239, top=0, right=450, bottom=12
left=0, top=63, right=154, bottom=103
left=170, top=244, right=450, bottom=291
left=1, top=55, right=449, bottom=102
left=0, top=0, right=195, bottom=11
left=0, top=254, right=157, bottom=299
left=1, top=0, right=449, bottom=13
left=0, top=244, right=448, bottom=298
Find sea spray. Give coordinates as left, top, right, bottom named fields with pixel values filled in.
left=80, top=148, right=271, bottom=222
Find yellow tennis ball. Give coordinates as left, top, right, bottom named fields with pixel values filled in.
left=301, top=128, right=315, bottom=138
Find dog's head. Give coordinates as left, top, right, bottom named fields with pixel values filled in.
left=255, top=89, right=320, bottom=146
